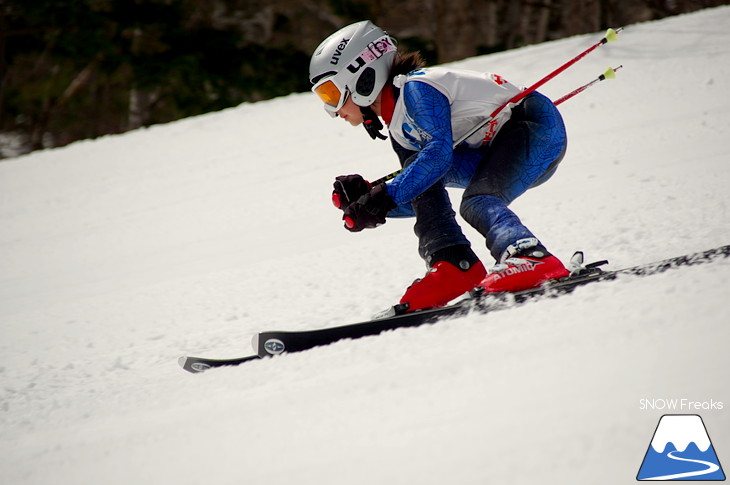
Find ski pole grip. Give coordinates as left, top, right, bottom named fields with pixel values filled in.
left=604, top=28, right=620, bottom=43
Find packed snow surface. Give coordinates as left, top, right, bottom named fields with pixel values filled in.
left=1, top=8, right=729, bottom=485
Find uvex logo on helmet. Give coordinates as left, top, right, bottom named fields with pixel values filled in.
left=330, top=38, right=350, bottom=65
left=346, top=37, right=394, bottom=74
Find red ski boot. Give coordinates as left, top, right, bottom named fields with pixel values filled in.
left=400, top=254, right=486, bottom=312
left=479, top=241, right=569, bottom=293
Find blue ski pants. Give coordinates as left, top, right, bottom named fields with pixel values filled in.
left=411, top=91, right=567, bottom=262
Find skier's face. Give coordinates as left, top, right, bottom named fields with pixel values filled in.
left=336, top=97, right=363, bottom=126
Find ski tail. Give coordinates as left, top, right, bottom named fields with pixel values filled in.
left=179, top=354, right=260, bottom=373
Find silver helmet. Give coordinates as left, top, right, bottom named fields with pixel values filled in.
left=309, top=20, right=397, bottom=116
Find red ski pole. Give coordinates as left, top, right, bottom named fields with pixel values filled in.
left=554, top=65, right=623, bottom=106
left=493, top=28, right=622, bottom=109
left=370, top=28, right=622, bottom=186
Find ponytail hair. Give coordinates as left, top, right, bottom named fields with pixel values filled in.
left=390, top=51, right=427, bottom=79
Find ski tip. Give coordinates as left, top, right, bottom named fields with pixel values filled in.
left=178, top=356, right=188, bottom=368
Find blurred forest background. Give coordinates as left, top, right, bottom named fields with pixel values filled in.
left=1, top=0, right=727, bottom=158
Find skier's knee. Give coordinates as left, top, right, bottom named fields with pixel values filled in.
left=460, top=194, right=489, bottom=225
left=460, top=193, right=510, bottom=226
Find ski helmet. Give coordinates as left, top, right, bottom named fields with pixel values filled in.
left=309, top=20, right=397, bottom=116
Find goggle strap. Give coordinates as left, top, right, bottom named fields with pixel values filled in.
left=361, top=106, right=387, bottom=141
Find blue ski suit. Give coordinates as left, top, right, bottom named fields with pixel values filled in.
left=383, top=68, right=567, bottom=263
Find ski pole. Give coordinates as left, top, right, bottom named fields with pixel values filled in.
left=554, top=65, right=623, bottom=106
left=455, top=28, right=622, bottom=145
left=370, top=28, right=622, bottom=187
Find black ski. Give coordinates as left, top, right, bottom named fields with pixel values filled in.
left=178, top=354, right=260, bottom=373
left=180, top=244, right=729, bottom=373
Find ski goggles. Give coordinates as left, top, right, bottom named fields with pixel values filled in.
left=312, top=76, right=350, bottom=116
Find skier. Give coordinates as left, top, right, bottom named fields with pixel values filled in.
left=310, top=20, right=571, bottom=312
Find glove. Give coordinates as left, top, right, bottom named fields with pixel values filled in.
left=332, top=174, right=371, bottom=210
left=342, top=183, right=397, bottom=232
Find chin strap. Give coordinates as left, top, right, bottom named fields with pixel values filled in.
left=360, top=106, right=387, bottom=141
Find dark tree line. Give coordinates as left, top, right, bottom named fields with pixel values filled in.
left=1, top=0, right=726, bottom=158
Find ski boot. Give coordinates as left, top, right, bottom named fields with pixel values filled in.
left=479, top=239, right=569, bottom=293
left=399, top=245, right=486, bottom=312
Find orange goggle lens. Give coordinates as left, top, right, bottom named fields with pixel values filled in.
left=314, top=80, right=345, bottom=108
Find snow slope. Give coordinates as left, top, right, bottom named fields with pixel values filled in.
left=1, top=8, right=729, bottom=484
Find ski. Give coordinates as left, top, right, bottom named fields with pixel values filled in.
left=178, top=354, right=260, bottom=373
left=180, top=244, right=729, bottom=373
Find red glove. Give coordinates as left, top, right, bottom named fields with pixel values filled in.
left=332, top=174, right=371, bottom=210
left=342, top=184, right=397, bottom=232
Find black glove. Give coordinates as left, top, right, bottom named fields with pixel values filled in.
left=332, top=174, right=371, bottom=210
left=342, top=183, right=397, bottom=232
